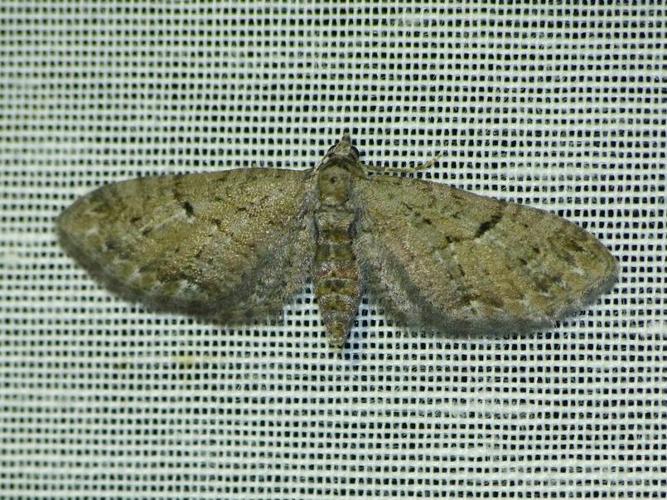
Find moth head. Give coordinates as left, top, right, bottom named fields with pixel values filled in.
left=325, top=133, right=360, bottom=161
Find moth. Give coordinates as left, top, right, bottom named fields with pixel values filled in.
left=57, top=134, right=618, bottom=350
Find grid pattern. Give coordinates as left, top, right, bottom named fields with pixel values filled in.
left=1, top=2, right=665, bottom=498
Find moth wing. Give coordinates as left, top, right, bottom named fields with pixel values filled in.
left=353, top=175, right=617, bottom=335
left=57, top=169, right=316, bottom=323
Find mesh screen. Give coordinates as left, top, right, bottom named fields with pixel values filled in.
left=1, top=2, right=665, bottom=498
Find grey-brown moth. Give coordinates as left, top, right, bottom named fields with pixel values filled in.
left=57, top=134, right=618, bottom=350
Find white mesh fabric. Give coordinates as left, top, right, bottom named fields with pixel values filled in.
left=1, top=2, right=665, bottom=498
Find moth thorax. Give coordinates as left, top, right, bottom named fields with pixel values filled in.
left=317, top=162, right=354, bottom=207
